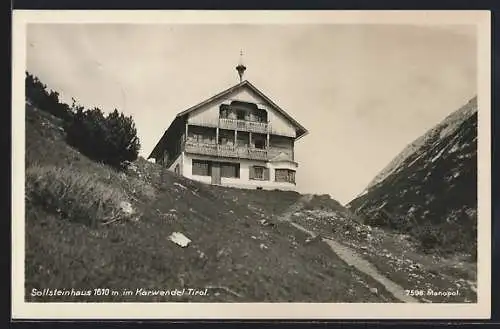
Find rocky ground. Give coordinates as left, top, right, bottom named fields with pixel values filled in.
left=288, top=204, right=477, bottom=303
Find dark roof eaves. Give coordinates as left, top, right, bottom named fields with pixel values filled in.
left=147, top=116, right=183, bottom=159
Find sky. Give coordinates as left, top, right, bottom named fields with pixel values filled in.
left=26, top=23, right=477, bottom=204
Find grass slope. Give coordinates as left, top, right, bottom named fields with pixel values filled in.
left=25, top=102, right=397, bottom=303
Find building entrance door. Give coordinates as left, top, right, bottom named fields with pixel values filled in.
left=211, top=162, right=221, bottom=185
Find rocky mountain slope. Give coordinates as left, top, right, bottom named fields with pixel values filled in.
left=361, top=96, right=478, bottom=193
left=347, top=96, right=478, bottom=258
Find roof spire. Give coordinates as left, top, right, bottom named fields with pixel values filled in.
left=235, top=50, right=246, bottom=83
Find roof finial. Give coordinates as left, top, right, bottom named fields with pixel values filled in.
left=236, top=50, right=246, bottom=83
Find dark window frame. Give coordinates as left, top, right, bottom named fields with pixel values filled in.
left=192, top=159, right=211, bottom=176
left=254, top=166, right=264, bottom=180
left=250, top=165, right=269, bottom=181
left=220, top=162, right=240, bottom=179
left=275, top=168, right=296, bottom=184
left=254, top=139, right=266, bottom=149
left=236, top=110, right=246, bottom=120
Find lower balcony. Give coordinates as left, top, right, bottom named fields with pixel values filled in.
left=184, top=141, right=268, bottom=161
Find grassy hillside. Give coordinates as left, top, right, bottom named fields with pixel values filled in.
left=25, top=101, right=398, bottom=303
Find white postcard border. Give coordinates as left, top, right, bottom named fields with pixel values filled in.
left=11, top=9, right=492, bottom=319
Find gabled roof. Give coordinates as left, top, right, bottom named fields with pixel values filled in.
left=176, top=80, right=308, bottom=138
left=148, top=80, right=308, bottom=159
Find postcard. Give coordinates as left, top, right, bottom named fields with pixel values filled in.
left=12, top=9, right=491, bottom=319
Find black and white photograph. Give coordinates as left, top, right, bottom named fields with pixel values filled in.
left=12, top=10, right=491, bottom=319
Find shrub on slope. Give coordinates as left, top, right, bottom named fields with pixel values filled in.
left=26, top=165, right=132, bottom=227
left=65, top=107, right=141, bottom=170
left=25, top=72, right=72, bottom=121
left=26, top=71, right=141, bottom=170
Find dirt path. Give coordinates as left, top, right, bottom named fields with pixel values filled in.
left=278, top=194, right=314, bottom=220
left=279, top=195, right=420, bottom=303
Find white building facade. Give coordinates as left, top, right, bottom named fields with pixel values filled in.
left=148, top=80, right=308, bottom=191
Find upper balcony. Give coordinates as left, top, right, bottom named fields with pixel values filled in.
left=218, top=118, right=268, bottom=134
left=187, top=101, right=296, bottom=137
left=218, top=102, right=269, bottom=134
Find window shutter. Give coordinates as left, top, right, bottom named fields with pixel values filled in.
left=264, top=168, right=270, bottom=181
left=249, top=166, right=255, bottom=179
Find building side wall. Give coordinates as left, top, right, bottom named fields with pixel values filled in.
left=181, top=153, right=297, bottom=191
left=268, top=160, right=298, bottom=171
left=187, top=86, right=297, bottom=138
left=167, top=152, right=184, bottom=174
left=267, top=110, right=297, bottom=138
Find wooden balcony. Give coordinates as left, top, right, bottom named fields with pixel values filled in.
left=184, top=141, right=218, bottom=156
left=184, top=141, right=269, bottom=161
left=219, top=118, right=268, bottom=133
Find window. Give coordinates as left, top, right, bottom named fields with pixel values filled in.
left=188, top=133, right=201, bottom=143
left=192, top=160, right=211, bottom=176
left=220, top=105, right=230, bottom=118
left=188, top=126, right=216, bottom=144
left=250, top=166, right=269, bottom=181
left=254, top=139, right=265, bottom=149
left=219, top=130, right=235, bottom=146
left=237, top=134, right=249, bottom=147
left=237, top=110, right=246, bottom=120
left=219, top=137, right=234, bottom=146
left=275, top=169, right=296, bottom=183
left=254, top=166, right=264, bottom=179
left=221, top=162, right=240, bottom=178
left=251, top=109, right=267, bottom=123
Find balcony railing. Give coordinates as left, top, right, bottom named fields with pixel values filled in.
left=184, top=141, right=269, bottom=161
left=188, top=118, right=299, bottom=138
left=184, top=141, right=218, bottom=156
left=219, top=118, right=268, bottom=133
left=184, top=141, right=295, bottom=162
